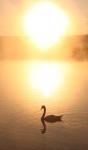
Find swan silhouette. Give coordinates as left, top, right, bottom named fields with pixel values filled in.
left=41, top=105, right=63, bottom=123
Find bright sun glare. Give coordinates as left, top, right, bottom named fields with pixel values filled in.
left=23, top=2, right=69, bottom=49
left=28, top=62, right=65, bottom=97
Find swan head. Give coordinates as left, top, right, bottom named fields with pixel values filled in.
left=41, top=105, right=46, bottom=110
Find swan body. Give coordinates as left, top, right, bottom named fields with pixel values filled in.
left=41, top=105, right=63, bottom=123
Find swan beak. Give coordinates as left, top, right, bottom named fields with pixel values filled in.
left=40, top=107, right=42, bottom=110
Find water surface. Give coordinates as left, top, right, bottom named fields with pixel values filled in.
left=0, top=61, right=88, bottom=150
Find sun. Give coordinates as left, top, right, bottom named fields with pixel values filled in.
left=22, top=1, right=69, bottom=49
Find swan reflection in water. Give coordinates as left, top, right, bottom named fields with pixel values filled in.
left=41, top=119, right=46, bottom=134
left=40, top=105, right=63, bottom=134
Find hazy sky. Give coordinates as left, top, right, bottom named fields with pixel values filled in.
left=0, top=0, right=88, bottom=35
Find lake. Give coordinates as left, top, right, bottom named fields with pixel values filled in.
left=0, top=61, right=88, bottom=150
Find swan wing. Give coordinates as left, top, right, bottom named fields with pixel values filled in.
left=45, top=115, right=63, bottom=122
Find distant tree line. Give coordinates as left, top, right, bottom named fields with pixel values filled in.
left=72, top=35, right=88, bottom=60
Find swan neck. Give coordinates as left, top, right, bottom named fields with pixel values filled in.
left=42, top=107, right=46, bottom=118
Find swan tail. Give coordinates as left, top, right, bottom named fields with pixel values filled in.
left=58, top=115, right=63, bottom=120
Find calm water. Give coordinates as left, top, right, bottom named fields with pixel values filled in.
left=0, top=61, right=88, bottom=150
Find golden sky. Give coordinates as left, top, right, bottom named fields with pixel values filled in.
left=0, top=0, right=88, bottom=36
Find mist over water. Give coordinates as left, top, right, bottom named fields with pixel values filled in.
left=0, top=60, right=88, bottom=150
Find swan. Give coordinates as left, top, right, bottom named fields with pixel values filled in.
left=41, top=105, right=63, bottom=123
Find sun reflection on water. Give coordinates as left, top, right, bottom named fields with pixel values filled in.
left=27, top=61, right=68, bottom=97
left=1, top=61, right=86, bottom=116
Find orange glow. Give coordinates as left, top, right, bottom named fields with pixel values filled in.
left=27, top=61, right=66, bottom=97
left=22, top=1, right=69, bottom=49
